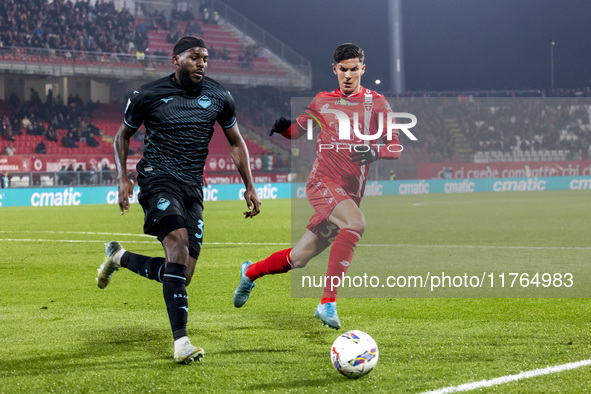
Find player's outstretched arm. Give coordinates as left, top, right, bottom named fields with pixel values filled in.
left=113, top=122, right=136, bottom=215
left=269, top=117, right=307, bottom=140
left=223, top=123, right=261, bottom=218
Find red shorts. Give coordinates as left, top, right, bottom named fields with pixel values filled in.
left=305, top=178, right=361, bottom=244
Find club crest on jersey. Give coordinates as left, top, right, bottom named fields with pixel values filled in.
left=363, top=102, right=374, bottom=112
left=198, top=95, right=212, bottom=108
left=157, top=198, right=170, bottom=211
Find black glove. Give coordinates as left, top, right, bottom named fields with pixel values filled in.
left=350, top=146, right=378, bottom=166
left=269, top=117, right=294, bottom=137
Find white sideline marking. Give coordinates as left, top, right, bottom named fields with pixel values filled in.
left=0, top=230, right=153, bottom=238
left=422, top=358, right=591, bottom=393
left=0, top=233, right=589, bottom=250
left=0, top=238, right=290, bottom=246
left=362, top=244, right=591, bottom=251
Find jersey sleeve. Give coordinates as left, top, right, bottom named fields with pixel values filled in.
left=123, top=90, right=145, bottom=129
left=217, top=90, right=237, bottom=129
left=295, top=95, right=321, bottom=131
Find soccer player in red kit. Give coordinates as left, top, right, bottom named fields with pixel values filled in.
left=233, top=43, right=402, bottom=329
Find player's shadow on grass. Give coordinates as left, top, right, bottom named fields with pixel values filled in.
left=0, top=325, right=173, bottom=378
left=245, top=378, right=340, bottom=391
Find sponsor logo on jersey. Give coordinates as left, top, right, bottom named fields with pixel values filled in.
left=157, top=198, right=170, bottom=210
left=334, top=98, right=359, bottom=106
left=335, top=188, right=347, bottom=196
left=198, top=95, right=212, bottom=108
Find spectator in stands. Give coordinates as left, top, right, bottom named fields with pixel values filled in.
left=221, top=46, right=231, bottom=61
left=46, top=124, right=58, bottom=142
left=30, top=88, right=43, bottom=108
left=185, top=19, right=203, bottom=35
left=35, top=141, right=47, bottom=154
left=3, top=142, right=15, bottom=156
left=87, top=164, right=97, bottom=185
left=102, top=162, right=113, bottom=184
left=1, top=116, right=15, bottom=141
left=145, top=15, right=159, bottom=31
left=32, top=120, right=46, bottom=136
left=46, top=89, right=54, bottom=108
left=238, top=47, right=253, bottom=69
left=208, top=45, right=217, bottom=60
left=77, top=164, right=86, bottom=184
left=86, top=134, right=99, bottom=148
left=66, top=164, right=76, bottom=185
left=166, top=26, right=182, bottom=44
left=21, top=115, right=32, bottom=133
left=202, top=8, right=211, bottom=23
left=62, top=131, right=79, bottom=149
left=57, top=166, right=68, bottom=185
left=0, top=171, right=8, bottom=188
left=153, top=10, right=168, bottom=29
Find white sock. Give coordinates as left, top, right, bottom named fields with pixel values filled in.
left=112, top=248, right=126, bottom=264
left=174, top=336, right=189, bottom=353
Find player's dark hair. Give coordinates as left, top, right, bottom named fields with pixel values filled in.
left=333, top=43, right=364, bottom=64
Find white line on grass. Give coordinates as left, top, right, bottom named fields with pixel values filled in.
left=421, top=358, right=591, bottom=393
left=0, top=235, right=590, bottom=250
left=0, top=230, right=153, bottom=237
left=0, top=238, right=291, bottom=246
left=0, top=238, right=158, bottom=244
left=361, top=244, right=591, bottom=250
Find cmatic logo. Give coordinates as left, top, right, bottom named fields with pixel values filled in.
left=570, top=178, right=591, bottom=190
left=444, top=180, right=475, bottom=193
left=240, top=184, right=277, bottom=200
left=203, top=186, right=218, bottom=201
left=399, top=180, right=430, bottom=195
left=31, top=188, right=81, bottom=206
left=492, top=178, right=546, bottom=192
left=107, top=189, right=139, bottom=205
left=364, top=182, right=383, bottom=196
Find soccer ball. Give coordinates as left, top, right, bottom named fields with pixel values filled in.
left=331, top=330, right=379, bottom=379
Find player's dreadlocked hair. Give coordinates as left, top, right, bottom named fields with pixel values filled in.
left=333, top=43, right=365, bottom=64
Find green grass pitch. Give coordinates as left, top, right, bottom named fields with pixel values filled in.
left=0, top=190, right=590, bottom=392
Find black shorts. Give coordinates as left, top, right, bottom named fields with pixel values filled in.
left=138, top=175, right=204, bottom=259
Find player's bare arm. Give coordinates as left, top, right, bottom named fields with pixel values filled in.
left=223, top=123, right=261, bottom=218
left=113, top=122, right=136, bottom=215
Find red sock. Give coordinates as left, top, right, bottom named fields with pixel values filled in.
left=321, top=228, right=361, bottom=302
left=246, top=248, right=292, bottom=281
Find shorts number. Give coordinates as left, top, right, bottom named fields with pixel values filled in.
left=195, top=219, right=204, bottom=239
left=320, top=223, right=339, bottom=244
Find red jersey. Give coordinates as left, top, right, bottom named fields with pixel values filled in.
left=294, top=86, right=400, bottom=197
